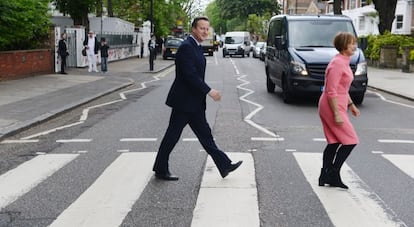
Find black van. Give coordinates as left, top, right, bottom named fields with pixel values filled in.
left=265, top=15, right=368, bottom=104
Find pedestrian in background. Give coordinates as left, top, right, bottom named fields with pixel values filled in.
left=318, top=32, right=361, bottom=189
left=148, top=34, right=156, bottom=71
left=83, top=31, right=100, bottom=73
left=58, top=32, right=68, bottom=74
left=152, top=16, right=242, bottom=181
left=100, top=37, right=110, bottom=73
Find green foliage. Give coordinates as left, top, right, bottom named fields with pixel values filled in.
left=363, top=32, right=414, bottom=60
left=54, top=0, right=94, bottom=26
left=216, top=0, right=280, bottom=22
left=0, top=0, right=51, bottom=51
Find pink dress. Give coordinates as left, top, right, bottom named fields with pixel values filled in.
left=318, top=54, right=359, bottom=145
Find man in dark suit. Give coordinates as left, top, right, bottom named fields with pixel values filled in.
left=153, top=16, right=242, bottom=181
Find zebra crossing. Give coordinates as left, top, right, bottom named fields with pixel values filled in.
left=0, top=151, right=413, bottom=226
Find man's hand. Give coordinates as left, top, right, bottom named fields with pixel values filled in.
left=208, top=89, right=221, bottom=101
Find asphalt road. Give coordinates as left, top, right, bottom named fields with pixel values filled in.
left=1, top=53, right=414, bottom=227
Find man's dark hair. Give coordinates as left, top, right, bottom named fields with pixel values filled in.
left=191, top=16, right=209, bottom=28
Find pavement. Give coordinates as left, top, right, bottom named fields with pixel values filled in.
left=0, top=56, right=174, bottom=140
left=0, top=57, right=413, bottom=140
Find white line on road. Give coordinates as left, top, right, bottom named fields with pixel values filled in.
left=383, top=154, right=414, bottom=179
left=19, top=68, right=174, bottom=140
left=0, top=139, right=39, bottom=144
left=49, top=152, right=156, bottom=227
left=251, top=137, right=284, bottom=141
left=120, top=138, right=157, bottom=142
left=367, top=90, right=414, bottom=109
left=191, top=153, right=259, bottom=227
left=117, top=149, right=130, bottom=153
left=378, top=139, right=414, bottom=144
left=183, top=138, right=198, bottom=141
left=56, top=139, right=92, bottom=143
left=0, top=154, right=78, bottom=209
left=313, top=138, right=327, bottom=142
left=371, top=151, right=384, bottom=154
left=293, top=152, right=405, bottom=227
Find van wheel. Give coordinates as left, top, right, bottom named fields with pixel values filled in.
left=352, top=94, right=364, bottom=105
left=266, top=75, right=275, bottom=93
left=282, top=79, right=293, bottom=103
left=242, top=53, right=245, bottom=58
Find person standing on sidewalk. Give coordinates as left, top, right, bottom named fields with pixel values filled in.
left=148, top=34, right=156, bottom=71
left=57, top=32, right=68, bottom=74
left=100, top=37, right=110, bottom=73
left=318, top=32, right=361, bottom=189
left=152, top=16, right=242, bottom=181
left=83, top=31, right=100, bottom=73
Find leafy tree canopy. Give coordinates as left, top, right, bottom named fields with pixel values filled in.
left=0, top=0, right=50, bottom=51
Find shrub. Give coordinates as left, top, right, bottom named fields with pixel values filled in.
left=363, top=31, right=414, bottom=60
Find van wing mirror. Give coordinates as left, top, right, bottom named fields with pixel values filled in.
left=274, top=36, right=285, bottom=50
left=358, top=37, right=367, bottom=51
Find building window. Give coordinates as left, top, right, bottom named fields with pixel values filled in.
left=396, top=15, right=403, bottom=29
left=358, top=16, right=365, bottom=30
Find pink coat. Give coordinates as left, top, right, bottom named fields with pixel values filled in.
left=318, top=54, right=359, bottom=145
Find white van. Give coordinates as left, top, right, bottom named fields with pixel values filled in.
left=222, top=31, right=251, bottom=57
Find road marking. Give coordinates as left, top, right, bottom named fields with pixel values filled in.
left=0, top=139, right=39, bottom=144
left=293, top=152, right=405, bottom=227
left=117, top=149, right=130, bottom=153
left=371, top=151, right=384, bottom=154
left=19, top=68, right=174, bottom=140
left=0, top=154, right=78, bottom=209
left=251, top=137, right=284, bottom=141
left=285, top=149, right=297, bottom=152
left=183, top=138, right=198, bottom=141
left=383, top=154, right=414, bottom=178
left=49, top=152, right=156, bottom=227
left=192, top=153, right=259, bottom=227
left=378, top=139, right=414, bottom=144
left=313, top=138, right=327, bottom=142
left=120, top=138, right=157, bottom=142
left=56, top=139, right=92, bottom=143
left=368, top=90, right=414, bottom=109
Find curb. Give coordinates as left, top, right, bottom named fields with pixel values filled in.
left=368, top=85, right=414, bottom=102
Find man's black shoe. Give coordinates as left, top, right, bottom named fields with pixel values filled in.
left=220, top=161, right=243, bottom=178
left=155, top=172, right=179, bottom=181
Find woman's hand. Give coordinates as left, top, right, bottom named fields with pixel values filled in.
left=334, top=112, right=344, bottom=125
left=350, top=104, right=360, bottom=117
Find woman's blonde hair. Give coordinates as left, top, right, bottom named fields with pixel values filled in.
left=333, top=32, right=357, bottom=52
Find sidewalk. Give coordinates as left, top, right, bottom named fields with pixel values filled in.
left=0, top=60, right=413, bottom=140
left=0, top=56, right=174, bottom=139
left=367, top=66, right=414, bottom=101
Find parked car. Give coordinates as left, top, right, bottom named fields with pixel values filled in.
left=163, top=38, right=183, bottom=60
left=259, top=43, right=267, bottom=61
left=253, top=42, right=265, bottom=58
left=265, top=14, right=368, bottom=104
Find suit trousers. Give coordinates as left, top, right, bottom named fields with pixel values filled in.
left=153, top=109, right=231, bottom=174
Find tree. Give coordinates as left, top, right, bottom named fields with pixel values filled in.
left=53, top=0, right=95, bottom=30
left=0, top=0, right=51, bottom=51
left=216, top=0, right=280, bottom=21
left=372, top=0, right=397, bottom=34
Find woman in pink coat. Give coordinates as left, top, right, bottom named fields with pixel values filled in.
left=318, top=32, right=361, bottom=189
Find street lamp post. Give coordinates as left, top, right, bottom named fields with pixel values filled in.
left=150, top=0, right=153, bottom=33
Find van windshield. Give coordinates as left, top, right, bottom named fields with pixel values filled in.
left=288, top=20, right=356, bottom=48
left=225, top=36, right=244, bottom=44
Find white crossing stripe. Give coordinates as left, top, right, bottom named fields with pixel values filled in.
left=49, top=152, right=155, bottom=227
left=383, top=154, right=414, bottom=178
left=191, top=153, right=259, bottom=227
left=0, top=154, right=78, bottom=209
left=120, top=138, right=157, bottom=142
left=378, top=139, right=414, bottom=144
left=0, top=139, right=39, bottom=144
left=293, top=152, right=404, bottom=227
left=56, top=139, right=92, bottom=143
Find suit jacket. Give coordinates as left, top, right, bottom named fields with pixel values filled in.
left=166, top=37, right=211, bottom=112
left=83, top=36, right=100, bottom=55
